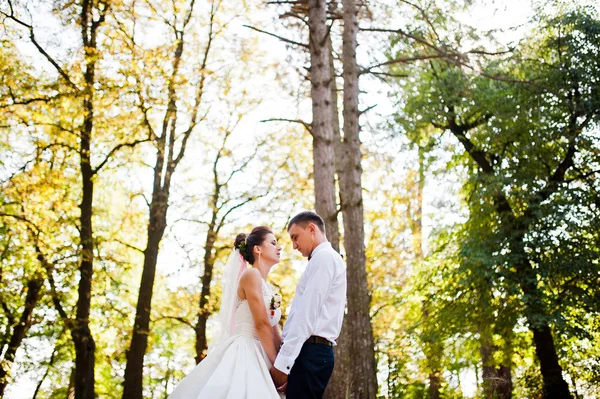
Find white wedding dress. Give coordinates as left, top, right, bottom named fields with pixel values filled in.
left=168, top=279, right=282, bottom=399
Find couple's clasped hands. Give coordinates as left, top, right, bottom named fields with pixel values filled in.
left=270, top=367, right=288, bottom=392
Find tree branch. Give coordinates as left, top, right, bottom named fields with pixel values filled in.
left=1, top=1, right=78, bottom=89
left=361, top=54, right=449, bottom=75
left=243, top=25, right=309, bottom=48
left=92, top=137, right=151, bottom=175
left=260, top=118, right=312, bottom=135
left=115, top=239, right=145, bottom=255
left=153, top=315, right=195, bottom=330
left=359, top=104, right=377, bottom=116
left=565, top=169, right=600, bottom=184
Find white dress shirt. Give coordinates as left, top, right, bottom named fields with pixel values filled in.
left=273, top=242, right=347, bottom=374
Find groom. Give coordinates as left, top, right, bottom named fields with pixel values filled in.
left=270, top=211, right=347, bottom=399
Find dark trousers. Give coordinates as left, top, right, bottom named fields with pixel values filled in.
left=286, top=342, right=334, bottom=399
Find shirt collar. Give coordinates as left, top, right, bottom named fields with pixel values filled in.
left=308, top=241, right=331, bottom=260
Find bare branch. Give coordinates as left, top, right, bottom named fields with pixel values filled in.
left=115, top=239, right=145, bottom=254
left=364, top=71, right=409, bottom=79
left=218, top=193, right=269, bottom=227
left=92, top=137, right=151, bottom=175
left=362, top=54, right=450, bottom=75
left=466, top=49, right=514, bottom=56
left=243, top=25, right=309, bottom=48
left=260, top=118, right=312, bottom=135
left=280, top=12, right=309, bottom=26
left=359, top=104, right=377, bottom=116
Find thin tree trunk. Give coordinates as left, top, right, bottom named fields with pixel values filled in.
left=337, top=0, right=378, bottom=396
left=512, top=240, right=571, bottom=399
left=480, top=336, right=513, bottom=399
left=72, top=2, right=103, bottom=396
left=0, top=277, right=43, bottom=396
left=73, top=125, right=96, bottom=399
left=122, top=33, right=181, bottom=399
left=122, top=188, right=169, bottom=399
left=480, top=329, right=497, bottom=398
left=478, top=287, right=513, bottom=399
left=531, top=318, right=571, bottom=399
left=323, top=19, right=349, bottom=399
left=411, top=146, right=443, bottom=399
left=327, top=33, right=342, bottom=254
left=422, top=303, right=442, bottom=399
left=195, top=216, right=218, bottom=363
left=497, top=366, right=513, bottom=399
left=307, top=0, right=337, bottom=243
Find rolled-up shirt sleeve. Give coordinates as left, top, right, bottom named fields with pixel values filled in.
left=273, top=252, right=334, bottom=374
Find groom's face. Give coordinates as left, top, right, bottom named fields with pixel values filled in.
left=288, top=223, right=314, bottom=258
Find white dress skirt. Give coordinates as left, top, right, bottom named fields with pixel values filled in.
left=168, top=280, right=283, bottom=399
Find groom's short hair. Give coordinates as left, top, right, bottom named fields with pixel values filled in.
left=288, top=211, right=325, bottom=233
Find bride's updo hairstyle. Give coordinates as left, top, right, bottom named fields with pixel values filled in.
left=234, top=226, right=273, bottom=265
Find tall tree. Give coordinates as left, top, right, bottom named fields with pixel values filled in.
left=337, top=0, right=378, bottom=396
left=306, top=0, right=338, bottom=243
left=121, top=0, right=217, bottom=397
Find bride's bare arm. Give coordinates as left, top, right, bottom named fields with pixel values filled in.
left=239, top=269, right=277, bottom=364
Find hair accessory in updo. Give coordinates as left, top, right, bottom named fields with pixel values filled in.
left=238, top=240, right=247, bottom=257
left=233, top=227, right=273, bottom=265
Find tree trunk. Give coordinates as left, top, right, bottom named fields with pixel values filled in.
left=478, top=285, right=513, bottom=399
left=531, top=322, right=571, bottom=399
left=513, top=248, right=571, bottom=399
left=323, top=20, right=349, bottom=399
left=73, top=14, right=98, bottom=397
left=327, top=33, right=342, bottom=254
left=122, top=201, right=168, bottom=399
left=337, top=0, right=378, bottom=396
left=71, top=1, right=108, bottom=396
left=422, top=303, right=442, bottom=399
left=307, top=0, right=337, bottom=243
left=122, top=147, right=171, bottom=399
left=195, top=222, right=218, bottom=363
left=411, top=146, right=443, bottom=399
left=73, top=125, right=96, bottom=399
left=480, top=330, right=513, bottom=399
left=0, top=277, right=43, bottom=396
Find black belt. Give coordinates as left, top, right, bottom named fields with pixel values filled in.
left=306, top=335, right=333, bottom=346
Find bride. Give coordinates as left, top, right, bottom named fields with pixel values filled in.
left=168, top=226, right=284, bottom=398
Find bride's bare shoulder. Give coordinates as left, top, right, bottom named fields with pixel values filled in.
left=239, top=268, right=261, bottom=287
